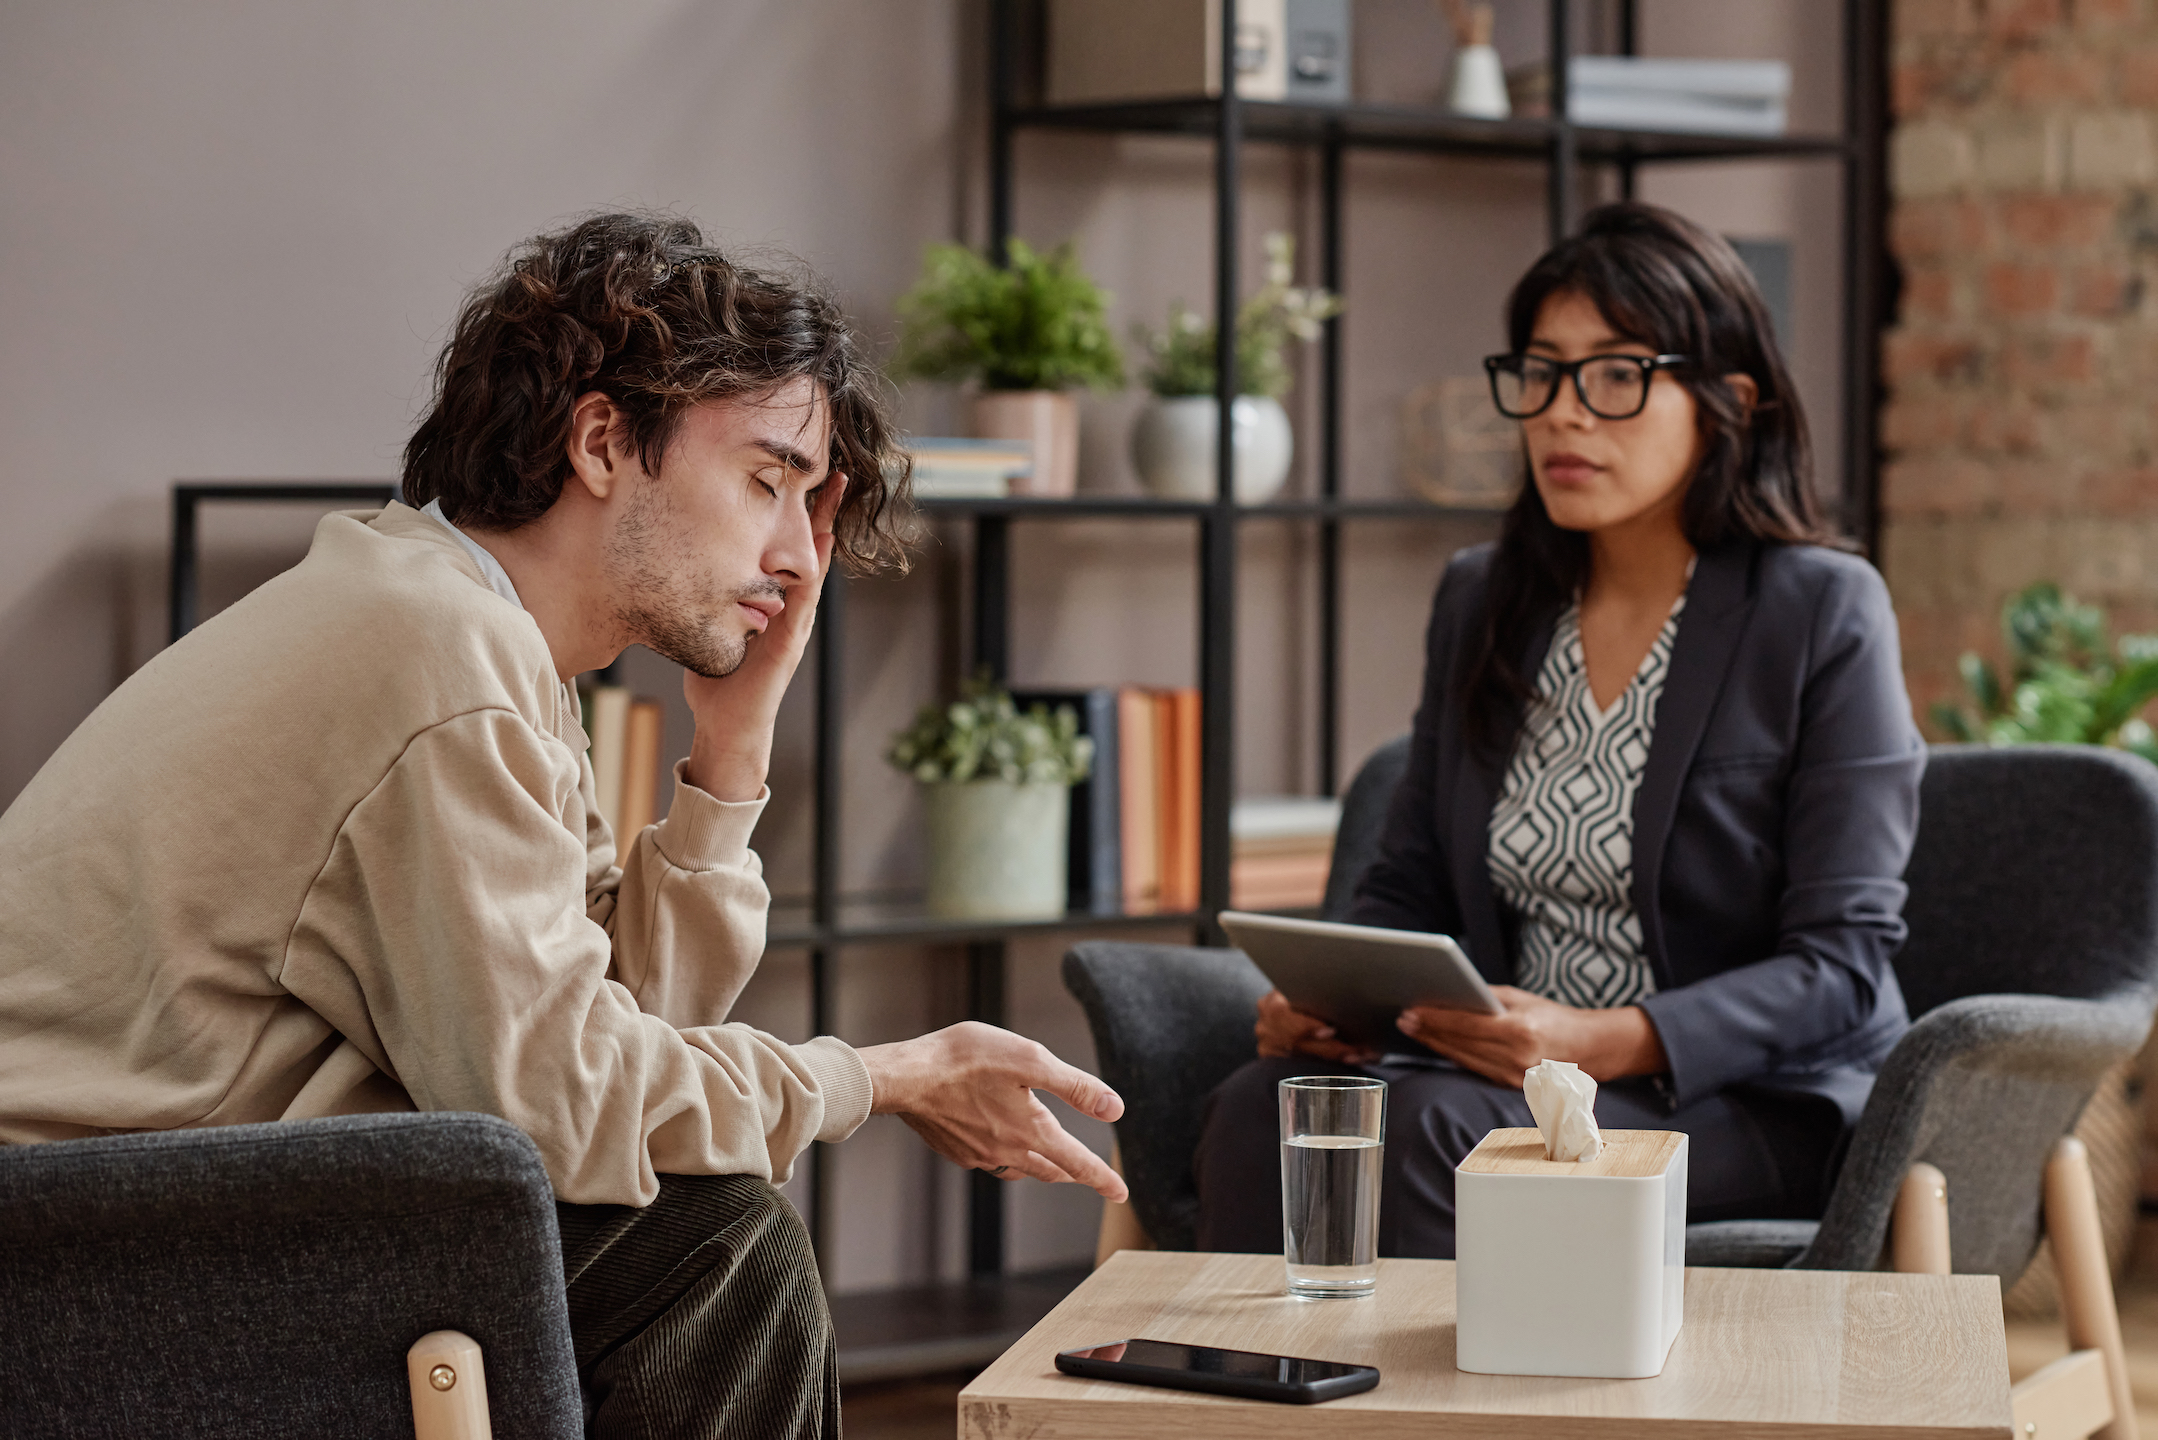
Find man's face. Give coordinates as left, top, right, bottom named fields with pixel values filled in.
left=605, top=377, right=832, bottom=678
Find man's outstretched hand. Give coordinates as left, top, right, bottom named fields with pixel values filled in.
left=856, top=1022, right=1129, bottom=1202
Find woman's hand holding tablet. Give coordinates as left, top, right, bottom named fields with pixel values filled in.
left=1396, top=986, right=1670, bottom=1089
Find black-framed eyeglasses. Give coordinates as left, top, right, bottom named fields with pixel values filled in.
left=1482, top=352, right=1691, bottom=421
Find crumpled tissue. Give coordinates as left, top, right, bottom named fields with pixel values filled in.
left=1523, top=1058, right=1603, bottom=1162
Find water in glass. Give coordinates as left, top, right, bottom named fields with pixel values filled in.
left=1281, top=1133, right=1382, bottom=1299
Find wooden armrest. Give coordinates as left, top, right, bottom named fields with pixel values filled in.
left=408, top=1329, right=493, bottom=1440
left=2012, top=1349, right=2114, bottom=1440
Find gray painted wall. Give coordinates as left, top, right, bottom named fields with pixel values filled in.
left=0, top=0, right=1838, bottom=1291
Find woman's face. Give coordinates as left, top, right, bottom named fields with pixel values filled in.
left=1518, top=289, right=1704, bottom=537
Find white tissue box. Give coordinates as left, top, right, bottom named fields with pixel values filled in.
left=1455, top=1127, right=1688, bottom=1379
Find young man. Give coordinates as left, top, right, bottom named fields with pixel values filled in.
left=0, top=213, right=1125, bottom=1438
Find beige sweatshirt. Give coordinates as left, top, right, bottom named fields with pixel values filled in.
left=0, top=502, right=872, bottom=1204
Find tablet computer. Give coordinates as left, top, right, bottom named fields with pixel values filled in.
left=1218, top=911, right=1502, bottom=1052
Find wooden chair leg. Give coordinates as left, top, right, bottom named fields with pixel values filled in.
left=2046, top=1137, right=2137, bottom=1440
left=409, top=1329, right=493, bottom=1440
left=1892, top=1162, right=1951, bottom=1275
left=1094, top=1138, right=1156, bottom=1268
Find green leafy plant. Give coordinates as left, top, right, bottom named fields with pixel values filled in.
left=1135, top=232, right=1342, bottom=400
left=886, top=674, right=1094, bottom=785
left=891, top=239, right=1124, bottom=392
left=1931, top=581, right=2158, bottom=762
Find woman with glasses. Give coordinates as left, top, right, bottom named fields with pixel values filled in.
left=1194, top=201, right=1923, bottom=1258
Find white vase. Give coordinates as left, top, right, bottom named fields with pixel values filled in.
left=971, top=390, right=1079, bottom=497
left=1130, top=395, right=1295, bottom=503
left=922, top=780, right=1069, bottom=919
left=1449, top=43, right=1512, bottom=119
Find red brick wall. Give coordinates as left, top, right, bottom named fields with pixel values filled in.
left=1883, top=0, right=2158, bottom=720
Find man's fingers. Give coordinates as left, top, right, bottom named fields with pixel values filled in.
left=814, top=470, right=848, bottom=534
left=1029, top=1126, right=1129, bottom=1202
left=1030, top=1054, right=1123, bottom=1123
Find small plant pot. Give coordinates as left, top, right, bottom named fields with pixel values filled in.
left=971, top=390, right=1080, bottom=497
left=923, top=780, right=1070, bottom=919
left=1130, top=395, right=1294, bottom=503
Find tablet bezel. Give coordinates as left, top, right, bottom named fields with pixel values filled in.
left=1219, top=910, right=1503, bottom=1052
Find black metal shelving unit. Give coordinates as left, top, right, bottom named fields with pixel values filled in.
left=805, top=0, right=1890, bottom=1376
left=163, top=0, right=1891, bottom=1383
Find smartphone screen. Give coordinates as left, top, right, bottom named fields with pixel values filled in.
left=1060, top=1338, right=1372, bottom=1386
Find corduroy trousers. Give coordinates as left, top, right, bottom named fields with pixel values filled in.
left=555, top=1173, right=839, bottom=1440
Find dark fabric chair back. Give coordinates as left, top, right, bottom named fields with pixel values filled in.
left=1321, top=735, right=1412, bottom=921
left=1894, top=744, right=2158, bottom=1015
left=1062, top=943, right=1271, bottom=1250
left=0, top=1111, right=582, bottom=1440
left=1791, top=745, right=2158, bottom=1281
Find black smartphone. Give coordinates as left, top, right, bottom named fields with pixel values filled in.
left=1054, top=1337, right=1380, bottom=1404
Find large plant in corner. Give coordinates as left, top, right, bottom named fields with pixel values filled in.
left=893, top=239, right=1123, bottom=498
left=1931, top=581, right=2158, bottom=762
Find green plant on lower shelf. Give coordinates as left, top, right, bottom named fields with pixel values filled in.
left=886, top=675, right=1093, bottom=785
left=1931, top=581, right=2158, bottom=762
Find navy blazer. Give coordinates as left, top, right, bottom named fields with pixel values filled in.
left=1347, top=539, right=1924, bottom=1129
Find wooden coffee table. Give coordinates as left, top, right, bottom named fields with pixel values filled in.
left=959, top=1251, right=2012, bottom=1438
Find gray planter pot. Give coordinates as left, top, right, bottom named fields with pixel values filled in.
left=923, top=780, right=1070, bottom=919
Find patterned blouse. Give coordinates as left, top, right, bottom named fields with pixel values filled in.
left=1486, top=596, right=1686, bottom=1009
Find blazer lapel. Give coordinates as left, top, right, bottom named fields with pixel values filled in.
left=1447, top=606, right=1557, bottom=984
left=1630, top=541, right=1759, bottom=984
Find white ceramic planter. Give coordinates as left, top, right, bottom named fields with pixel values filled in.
left=922, top=780, right=1069, bottom=920
left=1454, top=1127, right=1688, bottom=1379
left=971, top=390, right=1079, bottom=497
left=1130, top=395, right=1294, bottom=503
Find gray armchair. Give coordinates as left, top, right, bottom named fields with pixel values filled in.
left=0, top=1111, right=583, bottom=1440
left=1063, top=742, right=2158, bottom=1284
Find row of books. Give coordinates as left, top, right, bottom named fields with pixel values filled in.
left=581, top=684, right=667, bottom=856
left=907, top=438, right=1033, bottom=499
left=1021, top=687, right=1342, bottom=916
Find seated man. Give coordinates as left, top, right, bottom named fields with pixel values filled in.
left=0, top=211, right=1124, bottom=1439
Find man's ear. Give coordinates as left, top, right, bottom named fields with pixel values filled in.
left=565, top=392, right=624, bottom=500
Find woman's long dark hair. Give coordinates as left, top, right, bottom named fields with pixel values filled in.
left=1461, top=201, right=1845, bottom=757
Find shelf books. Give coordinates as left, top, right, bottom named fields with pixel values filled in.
left=905, top=438, right=1033, bottom=499
left=994, top=688, right=1341, bottom=915
left=1012, top=688, right=1123, bottom=915
left=580, top=683, right=666, bottom=859
left=1567, top=56, right=1791, bottom=138
left=1230, top=794, right=1342, bottom=911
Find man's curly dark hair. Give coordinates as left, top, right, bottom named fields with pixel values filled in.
left=402, top=211, right=911, bottom=573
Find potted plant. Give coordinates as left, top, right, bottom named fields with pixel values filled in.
left=1130, top=232, right=1341, bottom=503
left=893, top=239, right=1124, bottom=497
left=1931, top=581, right=2158, bottom=759
left=887, top=677, right=1095, bottom=919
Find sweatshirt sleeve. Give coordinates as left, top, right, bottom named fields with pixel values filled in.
left=280, top=707, right=872, bottom=1206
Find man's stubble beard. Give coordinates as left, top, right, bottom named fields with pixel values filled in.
left=606, top=478, right=781, bottom=681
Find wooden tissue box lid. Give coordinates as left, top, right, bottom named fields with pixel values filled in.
left=1458, top=1127, right=1684, bottom=1179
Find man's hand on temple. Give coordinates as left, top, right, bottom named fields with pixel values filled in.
left=857, top=1022, right=1129, bottom=1202
left=684, top=473, right=847, bottom=802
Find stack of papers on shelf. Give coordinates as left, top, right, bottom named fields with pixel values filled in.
left=1568, top=57, right=1791, bottom=137
left=905, top=438, right=1032, bottom=499
left=1230, top=795, right=1342, bottom=912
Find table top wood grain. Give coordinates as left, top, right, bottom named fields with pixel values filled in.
left=958, top=1251, right=2013, bottom=1439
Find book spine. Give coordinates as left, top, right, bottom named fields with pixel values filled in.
left=587, top=684, right=632, bottom=847
left=617, top=699, right=665, bottom=848
left=1166, top=689, right=1202, bottom=911
left=1084, top=688, right=1122, bottom=914
left=1117, top=687, right=1159, bottom=910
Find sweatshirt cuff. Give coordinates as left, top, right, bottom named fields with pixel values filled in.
left=797, top=1036, right=874, bottom=1143
left=652, top=758, right=769, bottom=871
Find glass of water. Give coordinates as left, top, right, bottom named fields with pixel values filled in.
left=1279, top=1075, right=1386, bottom=1300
